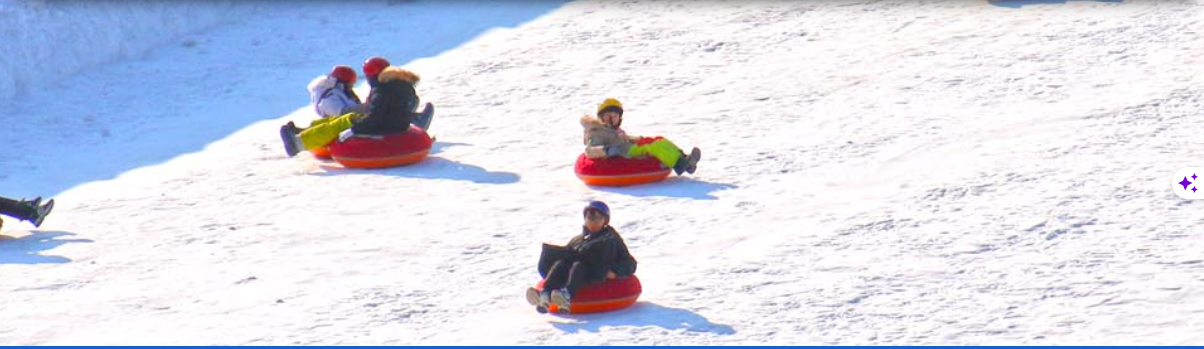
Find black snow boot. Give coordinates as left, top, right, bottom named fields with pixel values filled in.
left=413, top=103, right=435, bottom=131
left=672, top=148, right=701, bottom=175
left=672, top=152, right=689, bottom=175
left=685, top=147, right=701, bottom=174
left=280, top=121, right=303, bottom=157
left=28, top=199, right=54, bottom=228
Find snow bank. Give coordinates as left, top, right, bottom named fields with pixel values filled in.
left=0, top=0, right=258, bottom=101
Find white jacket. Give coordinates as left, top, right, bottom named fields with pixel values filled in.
left=307, top=75, right=361, bottom=118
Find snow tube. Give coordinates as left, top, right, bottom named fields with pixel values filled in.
left=536, top=275, right=642, bottom=314
left=575, top=154, right=671, bottom=186
left=309, top=146, right=332, bottom=159
left=328, top=126, right=433, bottom=169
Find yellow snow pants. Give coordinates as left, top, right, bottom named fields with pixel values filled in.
left=627, top=137, right=683, bottom=169
left=299, top=113, right=363, bottom=150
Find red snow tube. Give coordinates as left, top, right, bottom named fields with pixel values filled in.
left=309, top=146, right=332, bottom=159
left=328, top=126, right=433, bottom=169
left=536, top=275, right=642, bottom=314
left=575, top=154, right=670, bottom=186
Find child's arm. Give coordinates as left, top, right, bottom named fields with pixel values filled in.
left=585, top=146, right=608, bottom=158
left=610, top=235, right=637, bottom=277
left=584, top=130, right=611, bottom=158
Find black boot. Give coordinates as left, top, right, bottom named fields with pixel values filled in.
left=669, top=156, right=688, bottom=175
left=413, top=103, right=435, bottom=131
left=685, top=147, right=701, bottom=174
left=29, top=199, right=53, bottom=228
left=280, top=122, right=303, bottom=157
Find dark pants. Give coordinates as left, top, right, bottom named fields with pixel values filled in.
left=0, top=196, right=34, bottom=222
left=543, top=260, right=589, bottom=297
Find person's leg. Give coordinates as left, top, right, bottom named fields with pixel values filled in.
left=0, top=196, right=36, bottom=222
left=628, top=138, right=685, bottom=172
left=550, top=261, right=591, bottom=311
left=307, top=116, right=340, bottom=128
left=528, top=259, right=572, bottom=312
left=0, top=196, right=24, bottom=217
left=542, top=260, right=571, bottom=291
left=564, top=261, right=590, bottom=297
left=299, top=113, right=360, bottom=150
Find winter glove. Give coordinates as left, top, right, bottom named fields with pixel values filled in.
left=338, top=129, right=356, bottom=143
left=585, top=145, right=608, bottom=158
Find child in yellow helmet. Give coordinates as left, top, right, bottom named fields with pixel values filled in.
left=581, top=98, right=701, bottom=175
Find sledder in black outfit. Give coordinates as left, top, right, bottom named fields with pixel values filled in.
left=526, top=201, right=637, bottom=313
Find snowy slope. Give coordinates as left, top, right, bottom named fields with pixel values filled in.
left=0, top=0, right=259, bottom=101
left=2, top=0, right=1204, bottom=345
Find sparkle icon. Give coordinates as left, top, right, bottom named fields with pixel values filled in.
left=1174, top=168, right=1204, bottom=200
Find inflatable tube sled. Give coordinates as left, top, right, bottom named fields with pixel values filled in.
left=309, top=145, right=332, bottom=159
left=328, top=126, right=433, bottom=169
left=535, top=275, right=642, bottom=314
left=574, top=154, right=670, bottom=186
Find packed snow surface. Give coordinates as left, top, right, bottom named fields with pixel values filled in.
left=1, top=0, right=1202, bottom=345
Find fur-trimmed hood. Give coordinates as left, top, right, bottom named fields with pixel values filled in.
left=377, top=67, right=420, bottom=85
left=580, top=114, right=633, bottom=152
left=580, top=115, right=609, bottom=131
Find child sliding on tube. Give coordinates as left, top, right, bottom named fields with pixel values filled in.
left=526, top=201, right=637, bottom=314
left=279, top=67, right=423, bottom=157
left=581, top=98, right=701, bottom=175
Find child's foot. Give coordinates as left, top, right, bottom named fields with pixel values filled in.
left=672, top=153, right=689, bottom=175
left=414, top=102, right=434, bottom=131
left=280, top=122, right=303, bottom=157
left=550, top=288, right=572, bottom=314
left=525, top=287, right=549, bottom=314
left=30, top=199, right=54, bottom=228
left=284, top=121, right=300, bottom=134
left=685, top=147, right=701, bottom=174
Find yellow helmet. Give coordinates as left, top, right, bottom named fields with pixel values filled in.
left=597, top=98, right=624, bottom=116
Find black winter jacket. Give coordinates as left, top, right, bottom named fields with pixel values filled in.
left=567, top=226, right=638, bottom=281
left=350, top=80, right=418, bottom=135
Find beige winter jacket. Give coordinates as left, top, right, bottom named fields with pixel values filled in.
left=581, top=115, right=640, bottom=158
